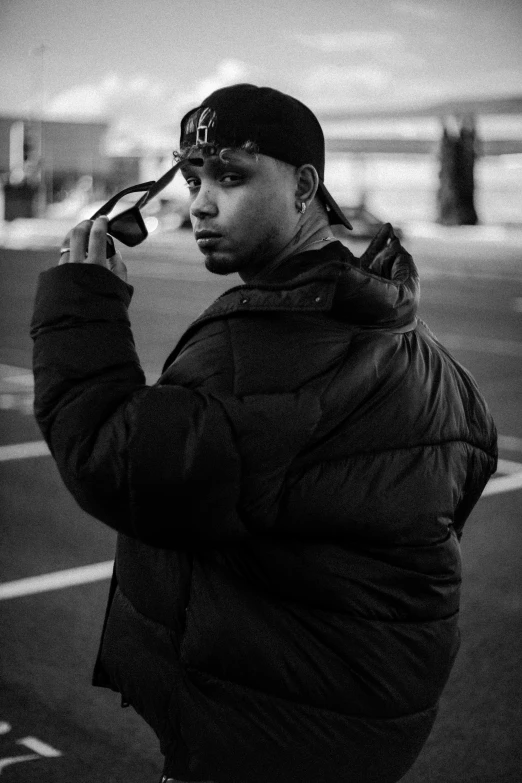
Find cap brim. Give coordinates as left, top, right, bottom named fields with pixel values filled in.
left=318, top=182, right=353, bottom=230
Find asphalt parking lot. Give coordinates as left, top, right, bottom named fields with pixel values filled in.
left=1, top=226, right=521, bottom=782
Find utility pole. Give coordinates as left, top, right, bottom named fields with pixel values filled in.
left=30, top=43, right=48, bottom=217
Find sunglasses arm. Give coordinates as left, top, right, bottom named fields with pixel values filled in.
left=90, top=181, right=156, bottom=220
left=136, top=159, right=186, bottom=209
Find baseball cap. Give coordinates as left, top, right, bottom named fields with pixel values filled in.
left=179, top=83, right=352, bottom=230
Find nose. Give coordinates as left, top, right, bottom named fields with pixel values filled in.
left=190, top=186, right=218, bottom=220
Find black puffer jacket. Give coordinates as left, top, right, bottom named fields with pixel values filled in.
left=31, top=241, right=497, bottom=783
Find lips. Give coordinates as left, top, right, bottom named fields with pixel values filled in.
left=195, top=229, right=223, bottom=250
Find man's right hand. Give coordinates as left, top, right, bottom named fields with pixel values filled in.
left=59, top=217, right=128, bottom=282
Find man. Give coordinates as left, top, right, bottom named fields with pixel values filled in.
left=31, top=84, right=497, bottom=783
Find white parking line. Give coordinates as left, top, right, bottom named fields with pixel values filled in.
left=0, top=441, right=50, bottom=461
left=482, top=472, right=522, bottom=496
left=0, top=754, right=40, bottom=773
left=0, top=737, right=62, bottom=775
left=0, top=561, right=114, bottom=600
left=3, top=373, right=34, bottom=386
left=16, top=737, right=62, bottom=757
left=482, top=458, right=522, bottom=497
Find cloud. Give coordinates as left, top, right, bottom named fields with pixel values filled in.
left=44, top=73, right=179, bottom=152
left=191, top=59, right=255, bottom=102
left=46, top=83, right=107, bottom=118
left=391, top=1, right=442, bottom=21
left=466, top=68, right=522, bottom=98
left=299, top=64, right=395, bottom=113
left=290, top=31, right=401, bottom=54
left=41, top=56, right=522, bottom=152
left=43, top=60, right=258, bottom=153
left=301, top=64, right=522, bottom=114
left=305, top=65, right=391, bottom=95
left=395, top=68, right=522, bottom=106
left=287, top=28, right=424, bottom=70
left=46, top=73, right=170, bottom=120
left=169, top=58, right=257, bottom=120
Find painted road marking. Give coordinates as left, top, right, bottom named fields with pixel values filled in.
left=0, top=364, right=36, bottom=416
left=482, top=458, right=522, bottom=497
left=495, top=459, right=522, bottom=474
left=0, top=753, right=40, bottom=773
left=0, top=441, right=50, bottom=461
left=0, top=732, right=62, bottom=774
left=3, top=373, right=34, bottom=387
left=0, top=364, right=33, bottom=389
left=0, top=561, right=114, bottom=600
left=16, top=737, right=62, bottom=757
left=0, top=394, right=34, bottom=415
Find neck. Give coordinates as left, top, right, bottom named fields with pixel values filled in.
left=240, top=216, right=335, bottom=284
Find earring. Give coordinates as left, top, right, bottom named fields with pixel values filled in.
left=298, top=202, right=307, bottom=214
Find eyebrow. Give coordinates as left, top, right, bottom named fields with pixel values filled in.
left=181, top=153, right=254, bottom=175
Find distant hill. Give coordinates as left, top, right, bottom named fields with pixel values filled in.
left=319, top=94, right=522, bottom=122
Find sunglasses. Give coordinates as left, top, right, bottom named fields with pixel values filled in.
left=90, top=158, right=186, bottom=257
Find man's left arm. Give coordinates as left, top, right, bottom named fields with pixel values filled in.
left=31, top=218, right=244, bottom=547
left=31, top=218, right=146, bottom=479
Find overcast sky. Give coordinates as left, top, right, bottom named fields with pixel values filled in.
left=1, top=0, right=521, bottom=133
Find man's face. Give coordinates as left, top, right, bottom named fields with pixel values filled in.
left=180, top=150, right=299, bottom=278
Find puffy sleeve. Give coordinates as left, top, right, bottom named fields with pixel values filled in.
left=31, top=264, right=244, bottom=547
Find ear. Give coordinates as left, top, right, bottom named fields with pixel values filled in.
left=295, top=164, right=320, bottom=205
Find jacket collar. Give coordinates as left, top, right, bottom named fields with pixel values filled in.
left=162, top=241, right=419, bottom=372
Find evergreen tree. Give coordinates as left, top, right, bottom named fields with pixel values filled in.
left=437, top=116, right=479, bottom=225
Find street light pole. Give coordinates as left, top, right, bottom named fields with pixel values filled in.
left=30, top=43, right=48, bottom=217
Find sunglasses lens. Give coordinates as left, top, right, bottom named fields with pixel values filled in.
left=108, top=207, right=149, bottom=247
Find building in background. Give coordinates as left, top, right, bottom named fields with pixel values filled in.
left=1, top=95, right=521, bottom=228
left=0, top=116, right=140, bottom=220
left=320, top=95, right=522, bottom=227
